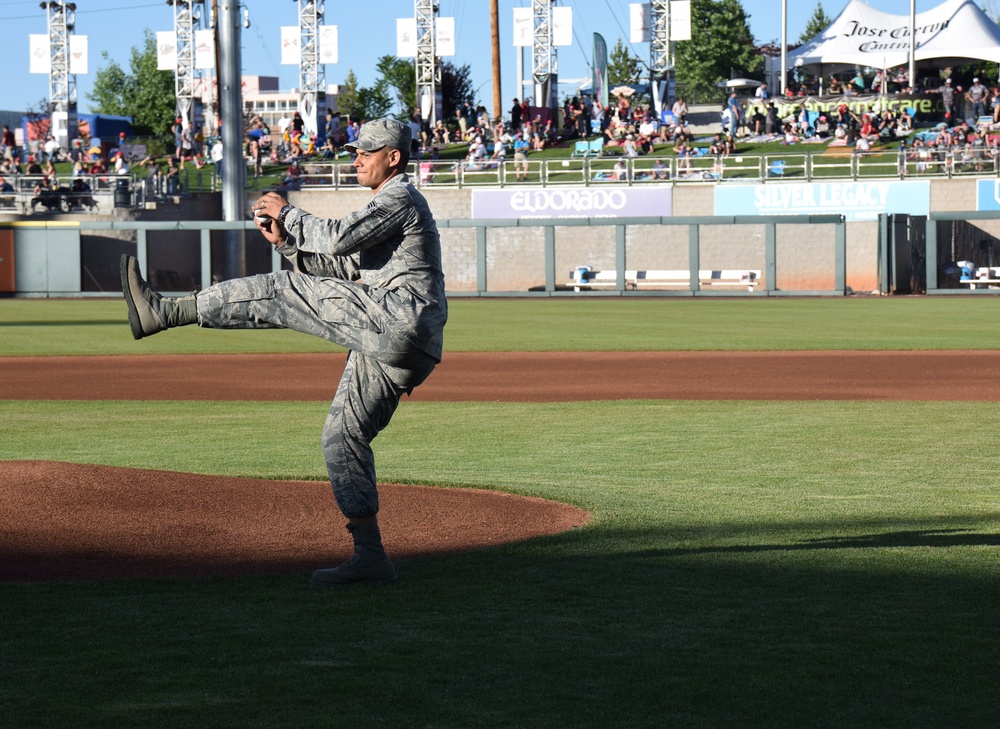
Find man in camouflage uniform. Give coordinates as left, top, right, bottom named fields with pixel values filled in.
left=121, top=118, right=447, bottom=587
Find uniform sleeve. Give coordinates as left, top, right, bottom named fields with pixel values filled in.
left=281, top=188, right=410, bottom=257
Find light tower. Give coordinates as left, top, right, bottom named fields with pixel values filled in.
left=167, top=0, right=204, bottom=128
left=531, top=0, right=556, bottom=112
left=296, top=0, right=326, bottom=135
left=649, top=0, right=670, bottom=112
left=415, top=0, right=438, bottom=126
left=41, top=0, right=78, bottom=147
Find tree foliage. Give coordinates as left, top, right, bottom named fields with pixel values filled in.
left=86, top=29, right=176, bottom=135
left=608, top=38, right=643, bottom=87
left=440, top=61, right=475, bottom=119
left=338, top=67, right=395, bottom=122
left=375, top=55, right=416, bottom=118
left=800, top=2, right=833, bottom=44
left=673, top=0, right=761, bottom=98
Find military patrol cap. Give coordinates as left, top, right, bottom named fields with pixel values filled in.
left=344, top=118, right=411, bottom=153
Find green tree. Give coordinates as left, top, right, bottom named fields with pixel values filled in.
left=799, top=2, right=833, bottom=44
left=440, top=61, right=475, bottom=120
left=337, top=68, right=394, bottom=122
left=673, top=0, right=761, bottom=99
left=86, top=29, right=176, bottom=135
left=375, top=55, right=416, bottom=118
left=338, top=70, right=362, bottom=121
left=608, top=38, right=643, bottom=87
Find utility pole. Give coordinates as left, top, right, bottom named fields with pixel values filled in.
left=491, top=0, right=501, bottom=123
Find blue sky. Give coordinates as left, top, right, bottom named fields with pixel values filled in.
left=0, top=0, right=989, bottom=118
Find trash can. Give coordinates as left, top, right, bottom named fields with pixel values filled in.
left=114, top=179, right=131, bottom=208
left=0, top=229, right=15, bottom=293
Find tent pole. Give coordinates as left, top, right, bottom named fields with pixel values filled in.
left=909, top=0, right=916, bottom=90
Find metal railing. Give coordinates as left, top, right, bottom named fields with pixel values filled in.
left=273, top=151, right=1000, bottom=190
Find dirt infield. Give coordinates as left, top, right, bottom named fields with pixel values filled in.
left=3, top=350, right=996, bottom=583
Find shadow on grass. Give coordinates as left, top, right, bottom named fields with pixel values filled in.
left=2, top=515, right=998, bottom=728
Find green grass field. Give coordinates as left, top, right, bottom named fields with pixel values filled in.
left=2, top=297, right=1000, bottom=728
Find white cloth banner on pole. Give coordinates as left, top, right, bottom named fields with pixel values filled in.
left=156, top=31, right=177, bottom=71
left=69, top=35, right=88, bottom=74
left=553, top=6, right=573, bottom=46
left=319, top=25, right=338, bottom=64
left=29, top=34, right=50, bottom=74
left=280, top=26, right=301, bottom=65
left=512, top=7, right=532, bottom=47
left=436, top=16, right=455, bottom=57
left=195, top=29, right=214, bottom=69
left=670, top=0, right=692, bottom=41
left=396, top=18, right=417, bottom=58
left=630, top=3, right=651, bottom=43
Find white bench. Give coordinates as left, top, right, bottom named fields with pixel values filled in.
left=961, top=266, right=1000, bottom=289
left=569, top=268, right=761, bottom=292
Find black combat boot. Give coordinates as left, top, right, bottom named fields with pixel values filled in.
left=120, top=255, right=197, bottom=340
left=311, top=520, right=398, bottom=587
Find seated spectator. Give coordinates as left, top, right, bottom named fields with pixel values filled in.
left=0, top=175, right=14, bottom=207
left=814, top=115, right=831, bottom=138
left=320, top=135, right=337, bottom=160
left=114, top=152, right=130, bottom=175
left=623, top=134, right=640, bottom=157
left=673, top=141, right=693, bottom=174
left=723, top=133, right=737, bottom=155
left=708, top=133, right=725, bottom=156
left=612, top=158, right=627, bottom=181
left=281, top=160, right=302, bottom=189
left=491, top=135, right=507, bottom=163
left=652, top=158, right=669, bottom=180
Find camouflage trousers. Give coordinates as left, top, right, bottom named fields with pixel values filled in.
left=197, top=271, right=437, bottom=519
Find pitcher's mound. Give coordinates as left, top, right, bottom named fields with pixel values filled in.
left=0, top=461, right=589, bottom=583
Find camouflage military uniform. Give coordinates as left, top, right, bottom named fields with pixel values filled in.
left=196, top=173, right=447, bottom=518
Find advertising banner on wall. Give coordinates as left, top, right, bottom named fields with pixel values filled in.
left=472, top=187, right=672, bottom=219
left=715, top=180, right=930, bottom=221
left=976, top=179, right=1000, bottom=211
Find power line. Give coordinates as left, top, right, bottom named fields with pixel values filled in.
left=0, top=3, right=162, bottom=22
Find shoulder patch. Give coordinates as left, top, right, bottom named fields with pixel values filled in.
left=366, top=199, right=392, bottom=220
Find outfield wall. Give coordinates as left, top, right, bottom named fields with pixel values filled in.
left=3, top=178, right=999, bottom=296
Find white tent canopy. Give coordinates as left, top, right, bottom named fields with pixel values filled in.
left=787, top=0, right=1000, bottom=71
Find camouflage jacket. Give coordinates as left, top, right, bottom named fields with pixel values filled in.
left=277, top=173, right=447, bottom=361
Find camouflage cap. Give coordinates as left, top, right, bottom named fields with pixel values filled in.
left=344, top=118, right=411, bottom=153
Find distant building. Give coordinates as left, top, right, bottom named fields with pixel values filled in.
left=241, top=76, right=340, bottom=132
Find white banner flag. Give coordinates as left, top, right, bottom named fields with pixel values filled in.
left=281, top=26, right=300, bottom=65
left=396, top=18, right=417, bottom=58
left=29, top=34, right=88, bottom=74
left=69, top=35, right=88, bottom=74
left=319, top=25, right=338, bottom=64
left=156, top=31, right=177, bottom=71
left=630, top=4, right=651, bottom=43
left=436, top=16, right=455, bottom=57
left=29, top=34, right=49, bottom=74
left=195, top=29, right=214, bottom=69
left=670, top=0, right=692, bottom=41
left=553, top=6, right=573, bottom=47
left=512, top=7, right=532, bottom=47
